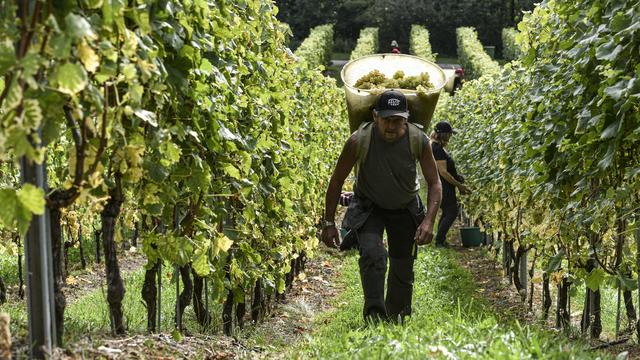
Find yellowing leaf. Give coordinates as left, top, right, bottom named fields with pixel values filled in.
left=0, top=189, right=18, bottom=226
left=213, top=234, right=233, bottom=256
left=17, top=184, right=45, bottom=215
left=50, top=62, right=88, bottom=95
left=23, top=99, right=43, bottom=128
left=78, top=42, right=100, bottom=73
left=223, top=164, right=241, bottom=179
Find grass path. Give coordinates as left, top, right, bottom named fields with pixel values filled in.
left=289, top=248, right=606, bottom=359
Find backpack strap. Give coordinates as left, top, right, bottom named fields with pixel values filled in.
left=407, top=122, right=425, bottom=162
left=355, top=121, right=374, bottom=170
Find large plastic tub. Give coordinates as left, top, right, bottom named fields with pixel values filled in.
left=460, top=227, right=484, bottom=247
left=340, top=53, right=447, bottom=132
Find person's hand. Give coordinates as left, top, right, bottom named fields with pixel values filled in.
left=459, top=184, right=471, bottom=195
left=321, top=225, right=340, bottom=249
left=414, top=219, right=434, bottom=246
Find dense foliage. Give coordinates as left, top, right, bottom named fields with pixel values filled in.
left=274, top=0, right=537, bottom=55
left=441, top=0, right=640, bottom=338
left=409, top=25, right=436, bottom=62
left=350, top=27, right=379, bottom=60
left=456, top=27, right=500, bottom=79
left=501, top=27, right=522, bottom=61
left=0, top=0, right=347, bottom=342
left=294, top=24, right=334, bottom=69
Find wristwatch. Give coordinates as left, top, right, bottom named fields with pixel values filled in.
left=322, top=219, right=336, bottom=229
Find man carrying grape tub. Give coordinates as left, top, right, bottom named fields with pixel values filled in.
left=320, top=89, right=442, bottom=323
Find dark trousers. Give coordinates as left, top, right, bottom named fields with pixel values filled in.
left=357, top=207, right=417, bottom=322
left=435, top=199, right=459, bottom=245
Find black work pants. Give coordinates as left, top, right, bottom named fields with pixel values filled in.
left=357, top=206, right=417, bottom=322
left=435, top=198, right=459, bottom=245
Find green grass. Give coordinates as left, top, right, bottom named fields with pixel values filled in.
left=0, top=252, right=19, bottom=288
left=568, top=282, right=638, bottom=339
left=0, top=228, right=104, bottom=291
left=1, top=261, right=224, bottom=345
left=290, top=248, right=606, bottom=359
left=331, top=52, right=350, bottom=61
left=435, top=55, right=459, bottom=64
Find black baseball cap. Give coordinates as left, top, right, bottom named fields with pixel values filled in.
left=375, top=90, right=409, bottom=119
left=434, top=121, right=456, bottom=134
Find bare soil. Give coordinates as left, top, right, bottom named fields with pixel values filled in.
left=43, top=250, right=346, bottom=359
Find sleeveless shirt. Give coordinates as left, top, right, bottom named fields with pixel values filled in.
left=355, top=124, right=428, bottom=210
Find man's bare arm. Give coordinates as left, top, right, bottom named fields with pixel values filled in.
left=321, top=133, right=358, bottom=248
left=420, top=142, right=442, bottom=227
left=324, top=133, right=358, bottom=222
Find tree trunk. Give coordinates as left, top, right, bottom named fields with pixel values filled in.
left=78, top=223, right=86, bottom=269
left=191, top=269, right=211, bottom=328
left=581, top=287, right=591, bottom=333
left=49, top=207, right=66, bottom=344
left=511, top=247, right=523, bottom=292
left=590, top=288, right=602, bottom=339
left=251, top=279, right=264, bottom=323
left=94, top=228, right=101, bottom=264
left=542, top=272, right=551, bottom=320
left=175, top=265, right=193, bottom=331
left=132, top=221, right=139, bottom=248
left=623, top=289, right=637, bottom=326
left=142, top=261, right=159, bottom=333
left=300, top=253, right=307, bottom=272
left=101, top=175, right=126, bottom=335
left=556, top=278, right=570, bottom=329
left=528, top=272, right=534, bottom=310
left=223, top=290, right=234, bottom=336
left=505, top=240, right=513, bottom=279
left=16, top=233, right=24, bottom=299
left=586, top=233, right=602, bottom=339
left=0, top=276, right=6, bottom=304
left=285, top=259, right=295, bottom=290
left=63, top=228, right=72, bottom=280
left=222, top=250, right=235, bottom=335
left=236, top=296, right=246, bottom=329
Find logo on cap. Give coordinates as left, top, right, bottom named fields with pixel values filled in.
left=388, top=98, right=400, bottom=107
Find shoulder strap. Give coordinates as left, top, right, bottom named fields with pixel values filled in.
left=407, top=122, right=425, bottom=162
left=355, top=122, right=374, bottom=169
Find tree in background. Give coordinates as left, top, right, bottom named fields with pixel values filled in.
left=275, top=0, right=338, bottom=49
left=275, top=0, right=537, bottom=57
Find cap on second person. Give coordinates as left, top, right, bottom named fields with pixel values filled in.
left=434, top=121, right=456, bottom=134
left=375, top=90, right=409, bottom=119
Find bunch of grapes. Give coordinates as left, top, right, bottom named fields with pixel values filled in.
left=398, top=72, right=433, bottom=90
left=354, top=70, right=434, bottom=90
left=354, top=69, right=387, bottom=89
